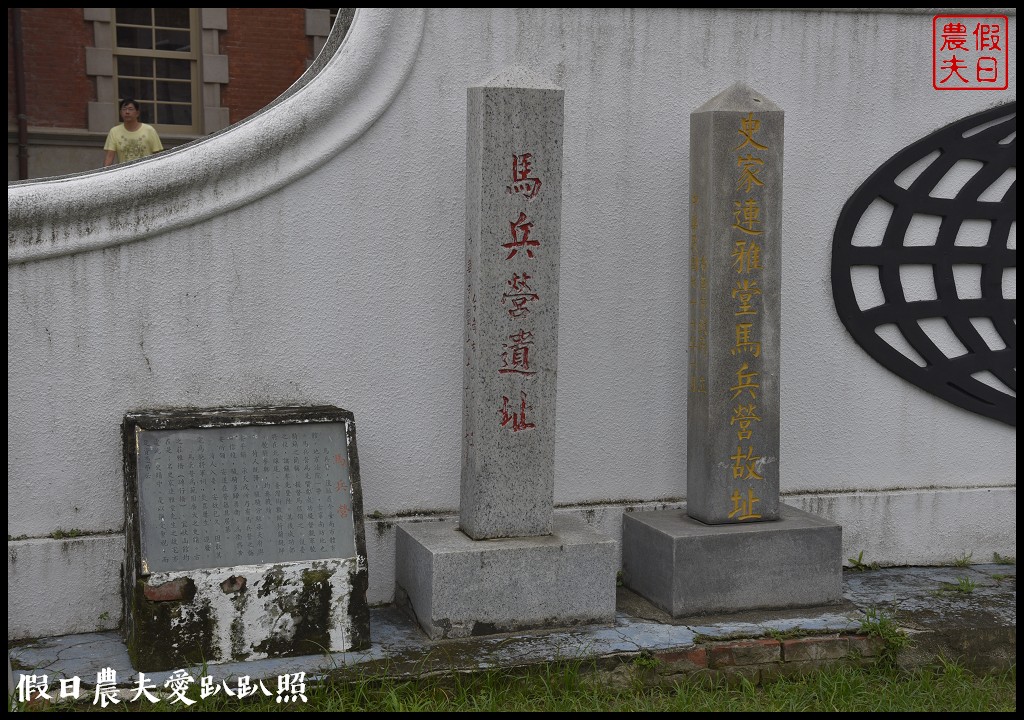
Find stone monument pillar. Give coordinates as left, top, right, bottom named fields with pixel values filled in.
left=621, top=84, right=843, bottom=616
left=686, top=84, right=783, bottom=525
left=395, top=68, right=616, bottom=639
left=459, top=66, right=561, bottom=541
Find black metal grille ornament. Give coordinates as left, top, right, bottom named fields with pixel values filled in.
left=831, top=102, right=1016, bottom=426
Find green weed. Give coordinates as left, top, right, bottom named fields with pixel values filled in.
left=847, top=551, right=880, bottom=572
left=952, top=551, right=973, bottom=568
left=632, top=652, right=660, bottom=671
left=859, top=607, right=912, bottom=665
left=936, top=576, right=978, bottom=595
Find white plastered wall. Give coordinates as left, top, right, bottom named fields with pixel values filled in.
left=8, top=8, right=1016, bottom=640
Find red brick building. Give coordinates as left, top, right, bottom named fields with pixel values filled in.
left=8, top=8, right=349, bottom=180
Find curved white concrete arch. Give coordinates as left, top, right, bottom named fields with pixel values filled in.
left=7, top=8, right=426, bottom=265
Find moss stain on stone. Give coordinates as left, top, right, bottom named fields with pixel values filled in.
left=295, top=566, right=334, bottom=651
left=230, top=616, right=248, bottom=660
left=252, top=565, right=335, bottom=658
left=257, top=566, right=286, bottom=599
left=127, top=578, right=217, bottom=671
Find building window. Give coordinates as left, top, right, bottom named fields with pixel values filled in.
left=113, top=8, right=201, bottom=132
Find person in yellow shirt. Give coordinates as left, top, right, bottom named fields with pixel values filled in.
left=103, top=98, right=163, bottom=167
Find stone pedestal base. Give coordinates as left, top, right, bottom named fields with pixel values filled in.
left=395, top=515, right=616, bottom=639
left=124, top=559, right=369, bottom=671
left=621, top=504, right=842, bottom=617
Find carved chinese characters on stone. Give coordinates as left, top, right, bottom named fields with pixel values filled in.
left=121, top=406, right=371, bottom=672
left=689, top=196, right=708, bottom=395
left=461, top=70, right=563, bottom=539
left=687, top=84, right=782, bottom=525
left=727, top=112, right=767, bottom=521
left=136, top=423, right=355, bottom=572
left=507, top=153, right=542, bottom=199
left=498, top=154, right=543, bottom=432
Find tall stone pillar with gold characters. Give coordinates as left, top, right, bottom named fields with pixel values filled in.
left=686, top=83, right=783, bottom=525
left=621, top=84, right=843, bottom=618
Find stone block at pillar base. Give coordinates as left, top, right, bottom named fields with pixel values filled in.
left=395, top=515, right=616, bottom=639
left=621, top=504, right=842, bottom=617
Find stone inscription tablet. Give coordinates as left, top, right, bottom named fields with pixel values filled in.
left=135, top=422, right=356, bottom=573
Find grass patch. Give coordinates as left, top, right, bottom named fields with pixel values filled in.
left=12, top=659, right=1015, bottom=712
left=937, top=577, right=977, bottom=595
left=992, top=553, right=1015, bottom=565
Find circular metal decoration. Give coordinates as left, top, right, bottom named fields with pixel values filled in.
left=832, top=102, right=1016, bottom=426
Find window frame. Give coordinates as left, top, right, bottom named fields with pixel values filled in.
left=111, top=8, right=202, bottom=134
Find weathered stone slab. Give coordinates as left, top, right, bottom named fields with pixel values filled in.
left=621, top=505, right=842, bottom=617
left=121, top=406, right=370, bottom=671
left=395, top=515, right=616, bottom=639
left=461, top=67, right=564, bottom=540
left=132, top=422, right=355, bottom=572
left=687, top=83, right=783, bottom=524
